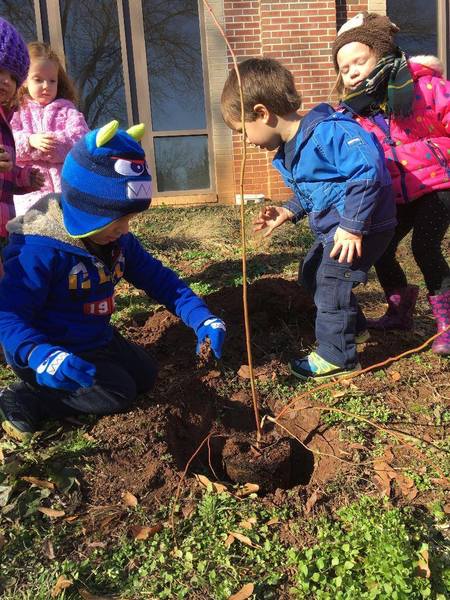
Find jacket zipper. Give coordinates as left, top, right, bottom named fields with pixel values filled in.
left=425, top=140, right=450, bottom=177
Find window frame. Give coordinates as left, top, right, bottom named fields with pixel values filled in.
left=28, top=0, right=217, bottom=204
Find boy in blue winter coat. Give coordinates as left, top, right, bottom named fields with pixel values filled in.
left=0, top=121, right=226, bottom=441
left=221, top=58, right=396, bottom=380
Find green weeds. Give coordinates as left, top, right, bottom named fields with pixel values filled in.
left=289, top=497, right=449, bottom=599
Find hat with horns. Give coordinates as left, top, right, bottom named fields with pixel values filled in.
left=61, top=120, right=152, bottom=237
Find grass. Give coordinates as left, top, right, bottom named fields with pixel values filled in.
left=1, top=204, right=449, bottom=599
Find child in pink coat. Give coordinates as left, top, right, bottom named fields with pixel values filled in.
left=0, top=19, right=44, bottom=270
left=332, top=12, right=450, bottom=355
left=11, top=42, right=89, bottom=216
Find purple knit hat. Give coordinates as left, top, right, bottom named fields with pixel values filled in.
left=0, top=18, right=30, bottom=85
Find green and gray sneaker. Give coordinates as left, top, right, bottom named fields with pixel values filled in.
left=289, top=351, right=361, bottom=381
left=355, top=329, right=370, bottom=345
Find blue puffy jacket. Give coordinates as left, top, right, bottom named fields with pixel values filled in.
left=0, top=195, right=213, bottom=368
left=274, top=103, right=396, bottom=241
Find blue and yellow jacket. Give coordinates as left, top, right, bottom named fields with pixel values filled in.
left=273, top=103, right=396, bottom=241
left=0, top=195, right=213, bottom=369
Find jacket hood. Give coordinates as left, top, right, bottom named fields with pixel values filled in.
left=408, top=55, right=444, bottom=78
left=6, top=193, right=87, bottom=253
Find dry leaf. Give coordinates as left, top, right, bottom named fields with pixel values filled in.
left=228, top=582, right=255, bottom=600
left=181, top=503, right=195, bottom=519
left=443, top=503, right=450, bottom=514
left=229, top=531, right=259, bottom=548
left=51, top=575, right=72, bottom=597
left=417, top=546, right=431, bottom=578
left=38, top=507, right=66, bottom=518
left=373, top=460, right=394, bottom=497
left=121, top=491, right=138, bottom=507
left=430, top=477, right=450, bottom=490
left=236, top=483, right=259, bottom=497
left=305, top=490, right=321, bottom=515
left=266, top=517, right=279, bottom=526
left=390, top=371, right=402, bottom=381
left=383, top=447, right=395, bottom=463
left=397, top=473, right=418, bottom=500
left=130, top=523, right=163, bottom=540
left=237, top=364, right=251, bottom=379
left=239, top=517, right=256, bottom=530
left=194, top=474, right=228, bottom=493
left=224, top=533, right=235, bottom=548
left=43, top=539, right=55, bottom=560
left=22, top=476, right=55, bottom=490
left=87, top=541, right=107, bottom=549
left=331, top=390, right=347, bottom=399
left=0, top=447, right=4, bottom=464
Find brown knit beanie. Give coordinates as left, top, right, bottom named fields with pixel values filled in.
left=332, top=12, right=399, bottom=71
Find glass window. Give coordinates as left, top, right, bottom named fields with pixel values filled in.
left=59, top=0, right=128, bottom=128
left=0, top=0, right=37, bottom=42
left=154, top=136, right=210, bottom=192
left=387, top=0, right=437, bottom=55
left=142, top=0, right=207, bottom=132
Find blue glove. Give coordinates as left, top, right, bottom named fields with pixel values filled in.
left=196, top=317, right=226, bottom=359
left=28, top=344, right=96, bottom=392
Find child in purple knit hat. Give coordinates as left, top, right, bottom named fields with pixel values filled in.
left=0, top=17, right=44, bottom=273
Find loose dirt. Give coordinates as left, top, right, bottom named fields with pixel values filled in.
left=84, top=276, right=448, bottom=517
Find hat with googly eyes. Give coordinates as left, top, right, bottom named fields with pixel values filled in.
left=61, top=120, right=152, bottom=238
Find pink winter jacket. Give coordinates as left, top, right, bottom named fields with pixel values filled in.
left=343, top=56, right=450, bottom=204
left=11, top=97, right=89, bottom=215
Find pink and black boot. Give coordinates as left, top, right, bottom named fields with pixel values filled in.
left=428, top=290, right=450, bottom=355
left=367, top=285, right=419, bottom=331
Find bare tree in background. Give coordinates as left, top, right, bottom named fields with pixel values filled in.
left=60, top=0, right=126, bottom=127
left=0, top=0, right=37, bottom=41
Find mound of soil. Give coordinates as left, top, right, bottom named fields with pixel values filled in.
left=84, top=278, right=353, bottom=511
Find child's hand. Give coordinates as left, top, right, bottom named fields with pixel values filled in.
left=330, top=227, right=362, bottom=263
left=28, top=344, right=96, bottom=391
left=196, top=317, right=226, bottom=359
left=0, top=145, right=13, bottom=172
left=29, top=168, right=45, bottom=190
left=29, top=133, right=57, bottom=152
left=253, top=205, right=293, bottom=237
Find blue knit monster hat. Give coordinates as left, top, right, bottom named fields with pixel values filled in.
left=61, top=120, right=152, bottom=238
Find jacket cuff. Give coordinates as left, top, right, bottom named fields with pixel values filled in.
left=339, top=216, right=367, bottom=235
left=27, top=343, right=60, bottom=370
left=282, top=197, right=304, bottom=224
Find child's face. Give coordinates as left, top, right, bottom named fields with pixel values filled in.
left=87, top=213, right=138, bottom=245
left=231, top=106, right=282, bottom=152
left=26, top=59, right=58, bottom=106
left=0, top=69, right=17, bottom=108
left=337, top=42, right=378, bottom=92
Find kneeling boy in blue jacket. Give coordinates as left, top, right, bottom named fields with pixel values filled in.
left=0, top=121, right=225, bottom=441
left=221, top=58, right=395, bottom=380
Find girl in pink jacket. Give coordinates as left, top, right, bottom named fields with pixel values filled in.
left=332, top=12, right=450, bottom=355
left=11, top=42, right=89, bottom=216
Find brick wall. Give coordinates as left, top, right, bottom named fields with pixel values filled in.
left=221, top=0, right=370, bottom=202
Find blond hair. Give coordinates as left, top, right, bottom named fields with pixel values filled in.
left=18, top=41, right=78, bottom=105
